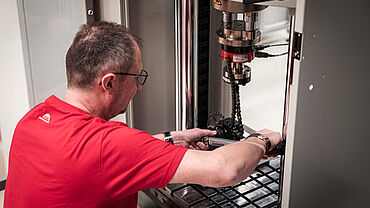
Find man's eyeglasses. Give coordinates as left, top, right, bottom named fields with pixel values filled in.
left=113, top=69, right=148, bottom=85
left=99, top=70, right=149, bottom=86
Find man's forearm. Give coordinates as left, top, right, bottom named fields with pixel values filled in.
left=153, top=133, right=166, bottom=140
left=171, top=137, right=266, bottom=187
left=153, top=131, right=175, bottom=141
left=211, top=137, right=266, bottom=186
left=154, top=129, right=266, bottom=185
left=170, top=129, right=282, bottom=187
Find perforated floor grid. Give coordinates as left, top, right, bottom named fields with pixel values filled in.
left=145, top=157, right=281, bottom=208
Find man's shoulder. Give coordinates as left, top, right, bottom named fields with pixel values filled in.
left=100, top=122, right=156, bottom=147
left=16, top=100, right=50, bottom=127
left=17, top=95, right=66, bottom=123
left=102, top=121, right=146, bottom=137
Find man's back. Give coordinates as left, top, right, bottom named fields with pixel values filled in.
left=4, top=96, right=187, bottom=207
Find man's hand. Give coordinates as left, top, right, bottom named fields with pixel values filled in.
left=256, top=129, right=283, bottom=151
left=171, top=128, right=217, bottom=150
left=255, top=129, right=284, bottom=159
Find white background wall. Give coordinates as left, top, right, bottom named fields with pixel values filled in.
left=240, top=7, right=289, bottom=133
left=0, top=0, right=32, bottom=205
left=0, top=0, right=87, bottom=178
left=0, top=0, right=124, bottom=180
left=0, top=0, right=31, bottom=177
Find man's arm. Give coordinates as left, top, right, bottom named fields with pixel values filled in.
left=170, top=129, right=283, bottom=187
left=153, top=128, right=216, bottom=149
left=153, top=133, right=167, bottom=140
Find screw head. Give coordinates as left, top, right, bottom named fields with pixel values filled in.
left=87, top=9, right=94, bottom=16
left=313, top=34, right=317, bottom=38
left=321, top=73, right=327, bottom=79
left=308, top=84, right=314, bottom=91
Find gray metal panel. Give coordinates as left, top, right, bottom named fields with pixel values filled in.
left=129, top=1, right=176, bottom=134
left=288, top=1, right=370, bottom=207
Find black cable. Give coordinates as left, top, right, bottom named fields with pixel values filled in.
left=269, top=52, right=289, bottom=57
left=255, top=51, right=288, bottom=58
left=255, top=43, right=289, bottom=51
left=268, top=43, right=289, bottom=47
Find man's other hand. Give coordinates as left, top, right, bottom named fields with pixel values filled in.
left=172, top=128, right=216, bottom=150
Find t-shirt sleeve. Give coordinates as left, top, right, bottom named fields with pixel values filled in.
left=100, top=125, right=187, bottom=200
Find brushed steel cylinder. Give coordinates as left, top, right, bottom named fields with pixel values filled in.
left=244, top=12, right=258, bottom=31
left=212, top=0, right=267, bottom=13
left=175, top=0, right=198, bottom=130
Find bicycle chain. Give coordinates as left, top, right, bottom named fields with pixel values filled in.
left=226, top=58, right=244, bottom=139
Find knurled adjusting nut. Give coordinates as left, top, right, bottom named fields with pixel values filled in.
left=247, top=133, right=271, bottom=154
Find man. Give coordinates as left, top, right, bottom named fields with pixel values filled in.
left=4, top=22, right=283, bottom=207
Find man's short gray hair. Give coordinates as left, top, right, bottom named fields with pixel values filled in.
left=66, top=21, right=141, bottom=89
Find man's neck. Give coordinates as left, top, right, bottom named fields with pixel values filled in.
left=63, top=88, right=108, bottom=120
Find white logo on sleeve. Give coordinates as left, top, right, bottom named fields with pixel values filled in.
left=39, top=113, right=51, bottom=123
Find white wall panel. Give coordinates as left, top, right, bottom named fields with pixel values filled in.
left=0, top=0, right=86, bottom=176
left=0, top=0, right=31, bottom=175
left=22, top=0, right=85, bottom=105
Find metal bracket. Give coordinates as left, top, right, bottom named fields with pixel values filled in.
left=293, top=32, right=303, bottom=60
left=85, top=0, right=100, bottom=24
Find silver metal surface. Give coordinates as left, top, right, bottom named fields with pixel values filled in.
left=175, top=0, right=197, bottom=130
left=222, top=12, right=237, bottom=25
left=129, top=0, right=176, bottom=133
left=244, top=12, right=258, bottom=31
left=121, top=0, right=130, bottom=28
left=121, top=0, right=134, bottom=127
left=223, top=64, right=251, bottom=84
left=281, top=15, right=295, bottom=140
left=255, top=0, right=296, bottom=9
left=212, top=0, right=268, bottom=13
left=182, top=0, right=193, bottom=130
left=243, top=124, right=256, bottom=134
left=218, top=29, right=261, bottom=47
left=175, top=0, right=181, bottom=130
left=193, top=0, right=199, bottom=128
left=202, top=136, right=240, bottom=147
left=282, top=0, right=370, bottom=207
left=276, top=12, right=295, bottom=208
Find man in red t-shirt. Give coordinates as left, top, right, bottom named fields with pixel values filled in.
left=4, top=22, right=283, bottom=208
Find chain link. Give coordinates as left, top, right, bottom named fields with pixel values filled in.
left=226, top=59, right=244, bottom=138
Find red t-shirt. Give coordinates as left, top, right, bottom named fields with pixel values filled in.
left=4, top=95, right=187, bottom=208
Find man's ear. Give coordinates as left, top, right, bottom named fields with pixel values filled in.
left=100, top=73, right=116, bottom=92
